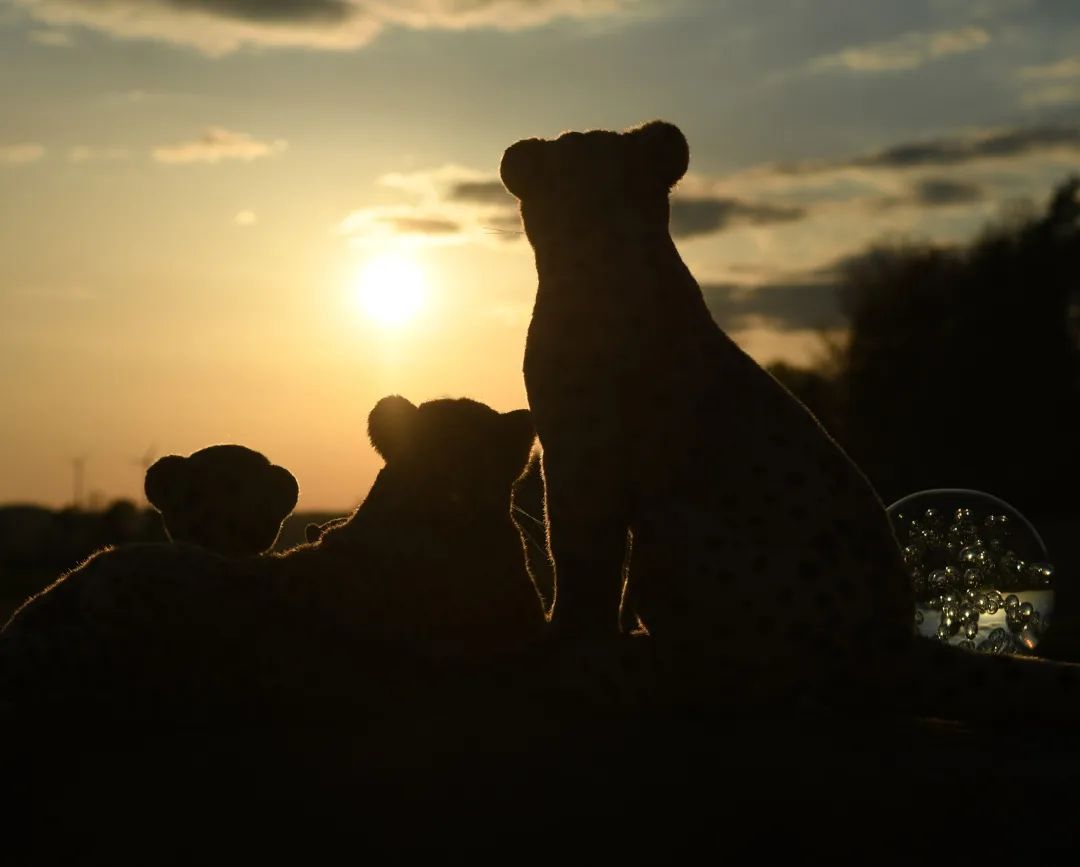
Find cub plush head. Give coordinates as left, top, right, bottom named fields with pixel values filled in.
left=144, top=445, right=298, bottom=558
left=499, top=120, right=688, bottom=244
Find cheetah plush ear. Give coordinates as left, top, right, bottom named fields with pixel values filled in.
left=266, top=464, right=299, bottom=518
left=144, top=455, right=187, bottom=512
left=500, top=137, right=547, bottom=200
left=630, top=121, right=689, bottom=189
left=368, top=395, right=419, bottom=463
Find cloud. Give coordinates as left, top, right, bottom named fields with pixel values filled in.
left=1018, top=55, right=1080, bottom=106
left=1021, top=83, right=1080, bottom=107
left=152, top=128, right=287, bottom=164
left=339, top=205, right=467, bottom=245
left=771, top=124, right=1080, bottom=176
left=701, top=281, right=843, bottom=333
left=446, top=180, right=516, bottom=206
left=27, top=28, right=72, bottom=45
left=341, top=165, right=518, bottom=247
left=851, top=125, right=1080, bottom=169
left=234, top=209, right=257, bottom=226
left=357, top=168, right=810, bottom=246
left=1020, top=56, right=1080, bottom=80
left=811, top=26, right=990, bottom=73
left=891, top=178, right=985, bottom=208
left=669, top=195, right=805, bottom=239
left=68, top=146, right=130, bottom=163
left=379, top=215, right=460, bottom=235
left=344, top=117, right=1071, bottom=257
left=0, top=144, right=45, bottom=164
left=12, top=0, right=633, bottom=55
left=482, top=211, right=525, bottom=237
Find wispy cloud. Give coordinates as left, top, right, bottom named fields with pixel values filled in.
left=1020, top=56, right=1080, bottom=80
left=445, top=180, right=516, bottom=207
left=27, top=27, right=72, bottom=46
left=669, top=196, right=805, bottom=239
left=666, top=122, right=1079, bottom=291
left=1021, top=83, right=1080, bottom=107
left=772, top=124, right=1080, bottom=174
left=68, top=146, right=130, bottom=163
left=344, top=165, right=816, bottom=247
left=907, top=177, right=984, bottom=205
left=13, top=0, right=635, bottom=55
left=339, top=205, right=467, bottom=246
left=0, top=144, right=45, bottom=165
left=811, top=26, right=990, bottom=73
left=1018, top=55, right=1080, bottom=106
left=340, top=120, right=1075, bottom=280
left=152, top=128, right=287, bottom=165
left=701, top=280, right=843, bottom=333
left=870, top=177, right=986, bottom=211
left=340, top=164, right=516, bottom=247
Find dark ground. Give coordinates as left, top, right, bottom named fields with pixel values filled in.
left=3, top=509, right=1080, bottom=862
left=5, top=706, right=1080, bottom=862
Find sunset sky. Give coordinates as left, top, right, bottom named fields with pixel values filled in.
left=2, top=0, right=1079, bottom=511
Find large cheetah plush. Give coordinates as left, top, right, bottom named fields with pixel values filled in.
left=0, top=396, right=545, bottom=723
left=501, top=120, right=1080, bottom=717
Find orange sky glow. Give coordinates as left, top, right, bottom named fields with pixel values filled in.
left=2, top=0, right=1079, bottom=510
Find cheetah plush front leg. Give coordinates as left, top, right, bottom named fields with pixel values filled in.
left=524, top=315, right=633, bottom=636
left=534, top=430, right=631, bottom=637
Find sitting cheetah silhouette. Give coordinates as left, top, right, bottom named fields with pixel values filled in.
left=501, top=120, right=1080, bottom=719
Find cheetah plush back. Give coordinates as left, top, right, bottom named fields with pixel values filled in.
left=500, top=121, right=1080, bottom=719
left=145, top=444, right=298, bottom=558
left=314, top=395, right=545, bottom=652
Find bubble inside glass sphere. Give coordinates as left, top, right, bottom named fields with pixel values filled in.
left=887, top=489, right=1055, bottom=654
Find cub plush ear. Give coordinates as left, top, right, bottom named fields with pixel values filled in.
left=500, top=137, right=547, bottom=200
left=368, top=395, right=419, bottom=462
left=266, top=464, right=300, bottom=517
left=144, top=455, right=187, bottom=511
left=629, top=120, right=689, bottom=189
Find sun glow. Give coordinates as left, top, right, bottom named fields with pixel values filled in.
left=353, top=253, right=428, bottom=327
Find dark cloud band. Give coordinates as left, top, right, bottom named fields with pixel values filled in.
left=701, top=281, right=843, bottom=332
left=776, top=124, right=1080, bottom=175
left=162, top=0, right=355, bottom=23
left=447, top=180, right=516, bottom=206
left=379, top=215, right=461, bottom=235
left=670, top=196, right=805, bottom=239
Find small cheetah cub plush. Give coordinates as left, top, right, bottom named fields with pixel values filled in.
left=145, top=445, right=299, bottom=558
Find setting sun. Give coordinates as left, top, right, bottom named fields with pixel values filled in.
left=353, top=253, right=428, bottom=327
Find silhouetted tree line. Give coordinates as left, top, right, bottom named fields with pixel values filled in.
left=772, top=177, right=1080, bottom=519
left=0, top=500, right=167, bottom=576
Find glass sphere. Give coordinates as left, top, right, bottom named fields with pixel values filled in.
left=887, top=489, right=1055, bottom=654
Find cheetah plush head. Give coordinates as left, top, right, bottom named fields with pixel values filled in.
left=315, top=396, right=535, bottom=548
left=499, top=120, right=688, bottom=243
left=145, top=445, right=299, bottom=558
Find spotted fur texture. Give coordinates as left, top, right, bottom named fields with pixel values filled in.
left=145, top=444, right=298, bottom=558
left=502, top=120, right=1080, bottom=720
left=0, top=397, right=547, bottom=723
